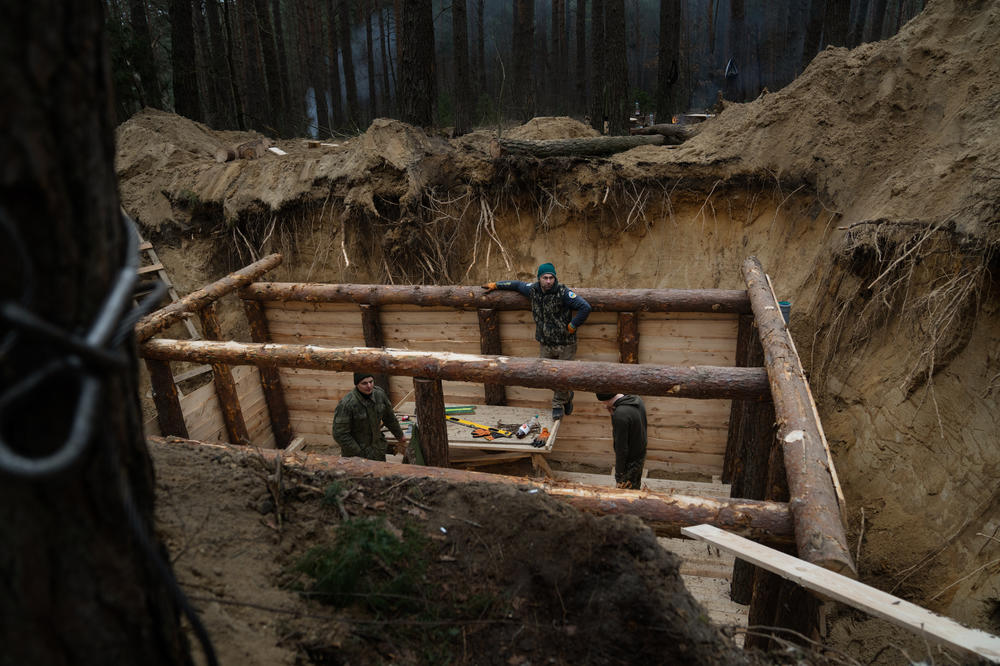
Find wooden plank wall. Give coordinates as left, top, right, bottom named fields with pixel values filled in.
left=260, top=301, right=737, bottom=474
left=147, top=365, right=276, bottom=448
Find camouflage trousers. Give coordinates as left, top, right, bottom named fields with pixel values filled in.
left=615, top=457, right=646, bottom=490
left=540, top=340, right=577, bottom=408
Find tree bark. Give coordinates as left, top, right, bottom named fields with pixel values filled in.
left=223, top=0, right=247, bottom=129
left=477, top=309, right=506, bottom=405
left=270, top=0, right=294, bottom=134
left=398, top=0, right=437, bottom=126
left=171, top=0, right=203, bottom=120
left=239, top=0, right=268, bottom=129
left=512, top=0, right=535, bottom=120
left=365, top=0, right=378, bottom=119
left=0, top=2, right=193, bottom=661
left=575, top=0, right=587, bottom=111
left=254, top=0, right=284, bottom=135
left=205, top=0, right=235, bottom=126
left=655, top=0, right=680, bottom=122
left=629, top=123, right=694, bottom=143
left=451, top=0, right=472, bottom=135
left=140, top=339, right=772, bottom=400
left=726, top=0, right=746, bottom=102
left=323, top=0, right=345, bottom=129
left=240, top=281, right=752, bottom=313
left=129, top=0, right=164, bottom=108
left=155, top=439, right=797, bottom=543
left=413, top=378, right=449, bottom=467
left=379, top=4, right=394, bottom=114
left=492, top=134, right=664, bottom=157
left=589, top=0, right=605, bottom=131
left=338, top=0, right=360, bottom=127
left=742, top=256, right=854, bottom=575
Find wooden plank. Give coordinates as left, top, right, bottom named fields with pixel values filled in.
left=360, top=304, right=390, bottom=393
left=478, top=308, right=506, bottom=405
left=172, top=364, right=214, bottom=383
left=145, top=359, right=188, bottom=438
left=286, top=437, right=306, bottom=453
left=243, top=299, right=293, bottom=448
left=414, top=378, right=448, bottom=467
left=199, top=303, right=251, bottom=446
left=617, top=312, right=639, bottom=364
left=682, top=524, right=1000, bottom=663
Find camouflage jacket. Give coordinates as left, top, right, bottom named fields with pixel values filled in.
left=332, top=386, right=404, bottom=460
left=494, top=279, right=591, bottom=346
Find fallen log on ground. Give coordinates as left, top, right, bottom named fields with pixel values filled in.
left=149, top=437, right=795, bottom=544
left=629, top=123, right=698, bottom=144
left=490, top=134, right=665, bottom=158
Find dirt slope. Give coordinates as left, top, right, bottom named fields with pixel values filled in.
left=119, top=0, right=1000, bottom=659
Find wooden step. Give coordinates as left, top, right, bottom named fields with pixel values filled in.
left=137, top=263, right=165, bottom=275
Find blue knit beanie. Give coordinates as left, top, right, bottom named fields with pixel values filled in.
left=537, top=262, right=556, bottom=278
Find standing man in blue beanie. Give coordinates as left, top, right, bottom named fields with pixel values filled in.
left=483, top=262, right=591, bottom=420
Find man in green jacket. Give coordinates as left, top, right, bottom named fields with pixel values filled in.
left=333, top=372, right=408, bottom=461
left=595, top=392, right=647, bottom=489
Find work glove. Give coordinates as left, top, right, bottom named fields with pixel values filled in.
left=567, top=322, right=577, bottom=333
left=481, top=282, right=497, bottom=292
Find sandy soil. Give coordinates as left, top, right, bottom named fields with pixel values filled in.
left=120, top=0, right=1000, bottom=661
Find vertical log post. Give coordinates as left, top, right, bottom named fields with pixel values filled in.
left=617, top=312, right=639, bottom=364
left=745, top=441, right=821, bottom=650
left=242, top=299, right=293, bottom=448
left=413, top=377, right=449, bottom=467
left=477, top=308, right=506, bottom=405
left=145, top=359, right=188, bottom=438
left=198, top=302, right=251, bottom=446
left=726, top=314, right=777, bottom=604
left=360, top=304, right=391, bottom=393
left=742, top=256, right=854, bottom=575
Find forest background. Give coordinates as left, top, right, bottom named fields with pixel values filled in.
left=108, top=0, right=926, bottom=139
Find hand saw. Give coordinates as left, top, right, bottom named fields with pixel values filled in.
left=444, top=415, right=514, bottom=438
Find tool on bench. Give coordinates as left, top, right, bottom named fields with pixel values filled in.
left=445, top=415, right=514, bottom=439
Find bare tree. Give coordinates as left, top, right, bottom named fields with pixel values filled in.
left=0, top=2, right=202, bottom=663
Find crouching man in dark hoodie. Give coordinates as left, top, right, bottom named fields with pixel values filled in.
left=595, top=392, right=647, bottom=489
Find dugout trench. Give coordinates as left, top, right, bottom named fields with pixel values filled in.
left=136, top=251, right=851, bottom=649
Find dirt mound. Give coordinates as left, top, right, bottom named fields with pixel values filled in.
left=153, top=439, right=753, bottom=665
left=504, top=116, right=601, bottom=140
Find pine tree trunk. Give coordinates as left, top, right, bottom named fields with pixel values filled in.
left=379, top=6, right=394, bottom=113
left=255, top=0, right=284, bottom=135
left=452, top=0, right=472, bottom=134
left=129, top=0, right=164, bottom=107
left=575, top=0, right=587, bottom=112
left=171, top=0, right=203, bottom=120
left=801, top=0, right=826, bottom=70
left=0, top=2, right=193, bottom=662
left=239, top=0, right=267, bottom=128
left=365, top=0, right=378, bottom=119
left=655, top=0, right=680, bottom=121
left=590, top=0, right=605, bottom=131
left=399, top=0, right=437, bottom=126
left=726, top=0, right=746, bottom=102
left=303, top=0, right=330, bottom=135
left=512, top=0, right=535, bottom=121
left=604, top=0, right=627, bottom=135
left=551, top=0, right=565, bottom=112
left=823, top=0, right=850, bottom=46
left=270, top=0, right=294, bottom=134
left=339, top=0, right=360, bottom=127
left=222, top=0, right=247, bottom=129
left=325, top=0, right=345, bottom=128
left=869, top=0, right=888, bottom=40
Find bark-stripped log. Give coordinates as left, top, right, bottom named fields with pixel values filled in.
left=199, top=303, right=251, bottom=446
left=477, top=308, right=506, bottom=405
left=148, top=437, right=796, bottom=543
left=490, top=134, right=665, bottom=157
left=145, top=360, right=188, bottom=438
left=240, top=283, right=751, bottom=314
left=617, top=311, right=639, bottom=364
left=135, top=254, right=282, bottom=342
left=139, top=339, right=771, bottom=400
left=360, top=304, right=390, bottom=393
left=628, top=123, right=697, bottom=144
left=242, top=299, right=293, bottom=448
left=414, top=378, right=448, bottom=467
left=742, top=256, right=854, bottom=575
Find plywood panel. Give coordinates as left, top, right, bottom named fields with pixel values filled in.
left=548, top=450, right=719, bottom=476
left=263, top=301, right=361, bottom=314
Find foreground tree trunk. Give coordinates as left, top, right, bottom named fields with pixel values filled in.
left=0, top=2, right=193, bottom=663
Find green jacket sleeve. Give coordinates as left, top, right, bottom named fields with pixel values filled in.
left=377, top=389, right=404, bottom=439
left=332, top=400, right=361, bottom=452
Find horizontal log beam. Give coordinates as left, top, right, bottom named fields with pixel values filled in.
left=148, top=437, right=795, bottom=544
left=139, top=339, right=771, bottom=399
left=134, top=254, right=283, bottom=342
left=240, top=282, right=751, bottom=314
left=742, top=256, right=854, bottom=575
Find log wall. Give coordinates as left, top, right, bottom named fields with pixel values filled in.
left=260, top=300, right=737, bottom=473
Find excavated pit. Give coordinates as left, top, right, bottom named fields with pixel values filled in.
left=121, top=2, right=1000, bottom=662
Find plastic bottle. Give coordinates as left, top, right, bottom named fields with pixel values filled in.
left=516, top=420, right=530, bottom=438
